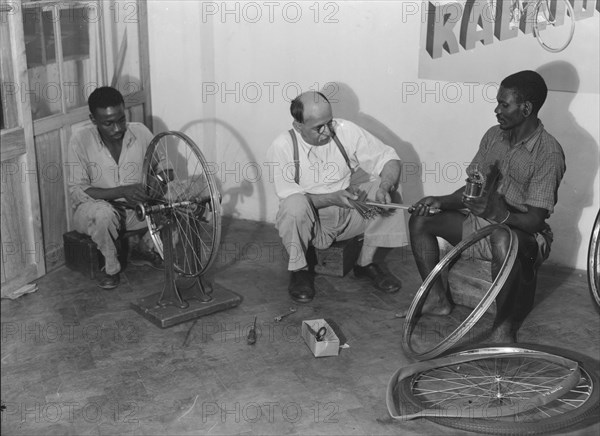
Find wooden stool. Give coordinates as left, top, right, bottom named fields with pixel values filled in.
left=63, top=228, right=147, bottom=279
left=314, top=236, right=363, bottom=277
left=439, top=238, right=496, bottom=315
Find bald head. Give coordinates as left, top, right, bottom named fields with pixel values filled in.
left=290, top=91, right=331, bottom=123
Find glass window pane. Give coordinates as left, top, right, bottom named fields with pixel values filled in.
left=60, top=5, right=94, bottom=111
left=60, top=8, right=89, bottom=60
left=23, top=6, right=61, bottom=119
left=22, top=8, right=55, bottom=68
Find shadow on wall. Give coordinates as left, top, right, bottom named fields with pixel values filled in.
left=147, top=117, right=199, bottom=197
left=325, top=82, right=424, bottom=205
left=537, top=61, right=599, bottom=267
left=177, top=118, right=267, bottom=223
left=150, top=116, right=265, bottom=234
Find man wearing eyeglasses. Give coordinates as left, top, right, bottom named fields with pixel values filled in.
left=267, top=91, right=408, bottom=303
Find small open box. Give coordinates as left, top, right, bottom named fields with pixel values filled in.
left=301, top=319, right=340, bottom=357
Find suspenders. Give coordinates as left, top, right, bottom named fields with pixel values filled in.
left=288, top=129, right=353, bottom=185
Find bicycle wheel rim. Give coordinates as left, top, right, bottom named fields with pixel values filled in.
left=391, top=344, right=599, bottom=435
left=402, top=224, right=518, bottom=360
left=141, top=131, right=222, bottom=277
left=588, top=210, right=600, bottom=307
left=534, top=0, right=575, bottom=53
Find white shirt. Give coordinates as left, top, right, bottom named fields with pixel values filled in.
left=67, top=122, right=155, bottom=208
left=266, top=119, right=400, bottom=199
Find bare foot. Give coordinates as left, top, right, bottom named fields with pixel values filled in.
left=396, top=295, right=453, bottom=318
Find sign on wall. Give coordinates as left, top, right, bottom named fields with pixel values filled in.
left=419, top=0, right=599, bottom=93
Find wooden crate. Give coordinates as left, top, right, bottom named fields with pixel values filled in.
left=314, top=237, right=363, bottom=277
left=448, top=258, right=496, bottom=315
left=63, top=231, right=104, bottom=279
left=438, top=238, right=496, bottom=314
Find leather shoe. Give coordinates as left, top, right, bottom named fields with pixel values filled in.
left=288, top=270, right=315, bottom=303
left=353, top=263, right=401, bottom=293
left=97, top=271, right=120, bottom=290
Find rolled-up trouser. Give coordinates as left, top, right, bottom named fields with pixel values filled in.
left=461, top=212, right=550, bottom=325
left=72, top=200, right=149, bottom=275
left=275, top=179, right=409, bottom=271
left=462, top=212, right=551, bottom=267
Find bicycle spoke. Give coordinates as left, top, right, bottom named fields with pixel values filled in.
left=403, top=350, right=591, bottom=425
left=141, top=132, right=222, bottom=277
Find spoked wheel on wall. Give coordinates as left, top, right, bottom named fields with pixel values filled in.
left=402, top=224, right=518, bottom=361
left=533, top=0, right=575, bottom=53
left=387, top=344, right=599, bottom=435
left=588, top=209, right=600, bottom=308
left=130, top=131, right=241, bottom=328
left=487, top=0, right=575, bottom=53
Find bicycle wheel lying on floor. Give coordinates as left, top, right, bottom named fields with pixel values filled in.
left=387, top=344, right=599, bottom=435
left=402, top=224, right=518, bottom=361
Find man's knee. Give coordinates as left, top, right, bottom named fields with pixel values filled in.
left=95, top=203, right=120, bottom=227
left=409, top=213, right=430, bottom=235
left=76, top=202, right=121, bottom=241
left=490, top=228, right=511, bottom=254
left=277, top=194, right=313, bottom=222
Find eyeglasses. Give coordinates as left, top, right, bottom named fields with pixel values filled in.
left=310, top=119, right=337, bottom=137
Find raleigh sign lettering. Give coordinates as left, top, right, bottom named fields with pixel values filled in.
left=425, top=0, right=599, bottom=59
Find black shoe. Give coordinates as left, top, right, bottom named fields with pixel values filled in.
left=96, top=271, right=120, bottom=290
left=129, top=248, right=164, bottom=270
left=288, top=270, right=315, bottom=303
left=353, top=263, right=401, bottom=293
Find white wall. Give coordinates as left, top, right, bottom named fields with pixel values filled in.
left=148, top=1, right=600, bottom=270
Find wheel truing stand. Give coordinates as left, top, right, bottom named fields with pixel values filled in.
left=130, top=131, right=241, bottom=328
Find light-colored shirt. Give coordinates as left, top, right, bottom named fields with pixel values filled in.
left=266, top=119, right=400, bottom=199
left=468, top=122, right=566, bottom=216
left=67, top=122, right=154, bottom=208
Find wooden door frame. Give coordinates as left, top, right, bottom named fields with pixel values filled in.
left=1, top=0, right=46, bottom=295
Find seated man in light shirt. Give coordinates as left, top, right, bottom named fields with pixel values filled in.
left=67, top=86, right=166, bottom=290
left=266, top=91, right=408, bottom=303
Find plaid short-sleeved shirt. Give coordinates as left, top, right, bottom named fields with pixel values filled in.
left=468, top=122, right=566, bottom=217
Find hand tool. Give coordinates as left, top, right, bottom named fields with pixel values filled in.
left=305, top=324, right=328, bottom=342
left=274, top=307, right=297, bottom=322
left=364, top=201, right=442, bottom=215
left=247, top=316, right=257, bottom=345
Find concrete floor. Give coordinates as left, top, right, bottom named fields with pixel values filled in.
left=1, top=217, right=599, bottom=435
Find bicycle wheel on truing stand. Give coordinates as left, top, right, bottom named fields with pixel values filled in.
left=138, top=131, right=221, bottom=277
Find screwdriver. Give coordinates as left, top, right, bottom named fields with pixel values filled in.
left=247, top=316, right=257, bottom=345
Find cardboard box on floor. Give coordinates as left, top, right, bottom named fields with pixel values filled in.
left=302, top=319, right=340, bottom=357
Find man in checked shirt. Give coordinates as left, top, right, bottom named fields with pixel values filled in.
left=409, top=70, right=566, bottom=343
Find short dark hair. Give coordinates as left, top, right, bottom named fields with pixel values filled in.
left=501, top=70, right=548, bottom=114
left=290, top=92, right=330, bottom=123
left=88, top=86, right=124, bottom=115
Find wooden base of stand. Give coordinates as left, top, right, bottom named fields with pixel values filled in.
left=130, top=280, right=242, bottom=328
